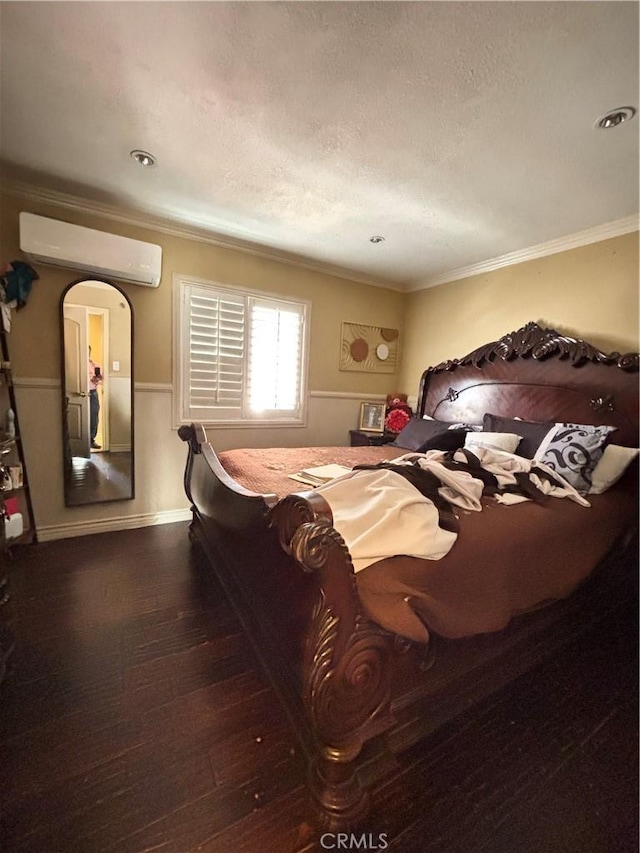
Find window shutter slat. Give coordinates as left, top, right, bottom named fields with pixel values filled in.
left=185, top=287, right=245, bottom=414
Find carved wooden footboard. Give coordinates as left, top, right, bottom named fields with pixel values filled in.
left=179, top=424, right=400, bottom=826
left=270, top=494, right=398, bottom=827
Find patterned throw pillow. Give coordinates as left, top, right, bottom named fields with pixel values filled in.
left=535, top=423, right=617, bottom=494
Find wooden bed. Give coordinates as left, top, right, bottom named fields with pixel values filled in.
left=179, top=322, right=638, bottom=829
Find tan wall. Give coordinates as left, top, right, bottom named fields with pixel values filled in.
left=2, top=186, right=637, bottom=540
left=0, top=189, right=405, bottom=537
left=400, top=232, right=640, bottom=395
left=0, top=192, right=405, bottom=395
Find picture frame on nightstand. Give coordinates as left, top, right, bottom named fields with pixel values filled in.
left=358, top=401, right=386, bottom=433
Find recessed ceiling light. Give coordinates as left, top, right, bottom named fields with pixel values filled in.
left=595, top=107, right=636, bottom=129
left=130, top=149, right=157, bottom=167
left=369, top=235, right=385, bottom=244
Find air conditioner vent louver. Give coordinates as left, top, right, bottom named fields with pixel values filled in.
left=19, top=213, right=162, bottom=287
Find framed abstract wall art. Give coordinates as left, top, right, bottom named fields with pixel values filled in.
left=340, top=322, right=399, bottom=373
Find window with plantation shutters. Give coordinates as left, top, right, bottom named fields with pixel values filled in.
left=175, top=276, right=309, bottom=425
left=184, top=287, right=245, bottom=421
left=247, top=297, right=304, bottom=417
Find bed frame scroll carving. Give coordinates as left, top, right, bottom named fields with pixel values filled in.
left=426, top=320, right=639, bottom=373
left=270, top=496, right=395, bottom=827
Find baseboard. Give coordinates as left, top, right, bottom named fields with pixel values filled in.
left=36, top=507, right=192, bottom=542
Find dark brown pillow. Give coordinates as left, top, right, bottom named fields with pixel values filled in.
left=482, top=412, right=555, bottom=459
left=392, top=418, right=467, bottom=453
left=482, top=413, right=554, bottom=459
left=392, top=418, right=456, bottom=450
left=417, top=428, right=469, bottom=453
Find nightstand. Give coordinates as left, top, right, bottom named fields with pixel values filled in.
left=349, top=430, right=397, bottom=447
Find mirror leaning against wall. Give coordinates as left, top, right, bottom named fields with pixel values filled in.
left=61, top=279, right=134, bottom=506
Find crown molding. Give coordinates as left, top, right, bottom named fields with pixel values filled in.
left=408, top=215, right=640, bottom=291
left=4, top=177, right=635, bottom=295
left=1, top=178, right=404, bottom=293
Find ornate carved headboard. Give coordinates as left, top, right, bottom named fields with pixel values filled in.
left=417, top=322, right=639, bottom=447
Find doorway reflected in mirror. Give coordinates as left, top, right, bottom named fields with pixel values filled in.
left=61, top=279, right=134, bottom=505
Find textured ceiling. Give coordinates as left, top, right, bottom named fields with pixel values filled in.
left=0, top=1, right=638, bottom=288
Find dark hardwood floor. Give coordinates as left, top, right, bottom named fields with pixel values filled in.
left=0, top=523, right=637, bottom=852
left=65, top=451, right=133, bottom=505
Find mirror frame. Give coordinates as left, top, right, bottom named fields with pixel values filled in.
left=60, top=277, right=135, bottom=506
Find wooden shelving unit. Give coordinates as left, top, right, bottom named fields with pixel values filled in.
left=0, top=331, right=37, bottom=551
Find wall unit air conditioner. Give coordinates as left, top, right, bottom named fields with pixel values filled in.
left=19, top=212, right=162, bottom=287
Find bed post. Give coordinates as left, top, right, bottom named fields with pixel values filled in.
left=271, top=496, right=395, bottom=828
left=177, top=424, right=202, bottom=535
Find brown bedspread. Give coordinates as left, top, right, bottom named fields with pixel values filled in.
left=357, top=477, right=638, bottom=644
left=218, top=444, right=409, bottom=498
left=218, top=445, right=638, bottom=645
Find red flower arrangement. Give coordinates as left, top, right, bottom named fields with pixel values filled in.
left=385, top=408, right=411, bottom=434
left=384, top=393, right=413, bottom=433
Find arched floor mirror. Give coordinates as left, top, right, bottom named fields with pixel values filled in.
left=61, top=279, right=134, bottom=506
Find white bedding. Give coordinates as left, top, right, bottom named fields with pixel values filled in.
left=317, top=447, right=589, bottom=572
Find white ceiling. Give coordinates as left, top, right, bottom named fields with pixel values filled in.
left=0, top=1, right=638, bottom=289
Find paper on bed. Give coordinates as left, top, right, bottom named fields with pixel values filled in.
left=288, top=463, right=352, bottom=487
left=288, top=472, right=326, bottom=487
left=303, top=464, right=352, bottom=479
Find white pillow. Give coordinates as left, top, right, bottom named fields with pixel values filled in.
left=464, top=431, right=521, bottom=454
left=589, top=444, right=639, bottom=494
